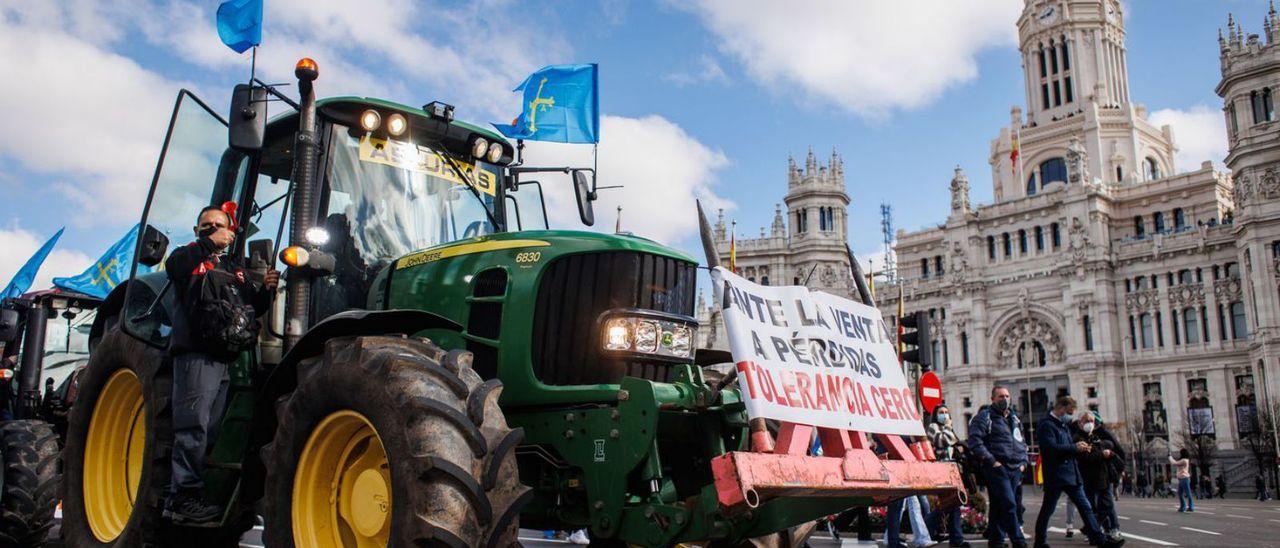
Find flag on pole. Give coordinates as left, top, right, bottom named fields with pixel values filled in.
left=53, top=224, right=152, bottom=299
left=615, top=206, right=622, bottom=233
left=494, top=64, right=599, bottom=143
left=216, top=0, right=264, bottom=54
left=2, top=228, right=64, bottom=299
left=1010, top=128, right=1020, bottom=173
left=729, top=231, right=737, bottom=274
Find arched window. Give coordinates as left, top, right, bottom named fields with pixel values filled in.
left=1040, top=157, right=1067, bottom=185
left=1003, top=233, right=1012, bottom=257
left=1035, top=226, right=1045, bottom=251
left=1183, top=307, right=1199, bottom=344
left=1051, top=222, right=1061, bottom=248
left=921, top=258, right=930, bottom=279
left=1253, top=90, right=1266, bottom=124
left=1017, top=341, right=1047, bottom=368
left=1230, top=103, right=1239, bottom=136
left=1060, top=38, right=1070, bottom=71
left=1173, top=208, right=1186, bottom=230
left=1026, top=172, right=1038, bottom=196
left=1134, top=215, right=1146, bottom=238
left=936, top=255, right=945, bottom=276
left=1018, top=229, right=1028, bottom=254
left=1038, top=45, right=1047, bottom=78
left=761, top=276, right=769, bottom=286
left=1265, top=88, right=1276, bottom=122
left=1140, top=313, right=1154, bottom=349
left=1153, top=211, right=1165, bottom=233
left=1116, top=165, right=1124, bottom=182
left=1145, top=157, right=1161, bottom=180
left=988, top=235, right=996, bottom=260
left=1231, top=301, right=1249, bottom=339
left=1049, top=39, right=1059, bottom=74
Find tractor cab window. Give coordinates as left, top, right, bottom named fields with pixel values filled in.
left=40, top=305, right=96, bottom=393
left=506, top=181, right=549, bottom=230
left=313, top=126, right=501, bottom=316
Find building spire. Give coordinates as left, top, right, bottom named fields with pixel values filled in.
left=714, top=208, right=726, bottom=241
left=771, top=203, right=786, bottom=237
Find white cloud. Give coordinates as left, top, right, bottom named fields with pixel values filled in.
left=0, top=227, right=94, bottom=293
left=665, top=54, right=731, bottom=87
left=1148, top=106, right=1229, bottom=172
left=0, top=7, right=181, bottom=225
left=678, top=0, right=1021, bottom=118
left=519, top=115, right=733, bottom=244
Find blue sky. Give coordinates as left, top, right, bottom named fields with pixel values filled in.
left=0, top=0, right=1258, bottom=288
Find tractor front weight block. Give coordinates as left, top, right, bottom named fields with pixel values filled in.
left=711, top=448, right=964, bottom=513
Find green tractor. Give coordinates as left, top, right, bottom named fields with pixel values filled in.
left=58, top=59, right=963, bottom=548
left=0, top=289, right=103, bottom=545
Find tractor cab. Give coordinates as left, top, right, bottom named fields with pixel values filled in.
left=0, top=289, right=101, bottom=427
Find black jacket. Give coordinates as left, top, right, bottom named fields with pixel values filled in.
left=1071, top=423, right=1124, bottom=491
left=967, top=406, right=1028, bottom=467
left=1037, top=415, right=1083, bottom=487
left=165, top=237, right=271, bottom=359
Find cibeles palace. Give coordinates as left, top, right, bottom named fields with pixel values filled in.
left=697, top=0, right=1280, bottom=488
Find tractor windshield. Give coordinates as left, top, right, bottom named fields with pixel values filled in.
left=325, top=126, right=501, bottom=264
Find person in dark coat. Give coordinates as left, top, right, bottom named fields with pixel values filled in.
left=1072, top=412, right=1123, bottom=539
left=967, top=386, right=1027, bottom=548
left=1033, top=396, right=1124, bottom=548
left=163, top=205, right=278, bottom=525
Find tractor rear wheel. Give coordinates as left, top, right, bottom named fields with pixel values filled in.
left=262, top=335, right=530, bottom=548
left=0, top=420, right=60, bottom=546
left=59, top=327, right=252, bottom=548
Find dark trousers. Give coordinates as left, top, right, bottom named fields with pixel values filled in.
left=1087, top=486, right=1118, bottom=532
left=1035, top=482, right=1104, bottom=545
left=170, top=352, right=230, bottom=494
left=983, top=465, right=1026, bottom=543
left=926, top=503, right=966, bottom=545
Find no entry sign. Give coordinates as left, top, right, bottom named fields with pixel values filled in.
left=919, top=371, right=943, bottom=414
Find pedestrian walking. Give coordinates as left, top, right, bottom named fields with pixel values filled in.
left=1061, top=503, right=1075, bottom=539
left=967, top=387, right=1029, bottom=548
left=1200, top=474, right=1213, bottom=500
left=1032, top=396, right=1124, bottom=548
left=1169, top=449, right=1194, bottom=512
left=885, top=494, right=935, bottom=548
left=1073, top=412, right=1124, bottom=540
left=926, top=405, right=972, bottom=547
left=1256, top=474, right=1268, bottom=501
left=1216, top=474, right=1227, bottom=498
left=1136, top=472, right=1149, bottom=498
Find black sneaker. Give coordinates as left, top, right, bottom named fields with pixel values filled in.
left=163, top=492, right=222, bottom=527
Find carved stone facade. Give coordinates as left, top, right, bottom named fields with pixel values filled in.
left=876, top=0, right=1278, bottom=488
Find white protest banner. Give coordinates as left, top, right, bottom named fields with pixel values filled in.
left=712, top=267, right=925, bottom=436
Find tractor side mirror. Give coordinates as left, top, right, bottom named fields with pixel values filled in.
left=573, top=169, right=595, bottom=227
left=0, top=309, right=20, bottom=343
left=137, top=224, right=170, bottom=267
left=229, top=84, right=267, bottom=152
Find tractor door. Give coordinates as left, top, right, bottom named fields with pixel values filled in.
left=119, top=90, right=245, bottom=348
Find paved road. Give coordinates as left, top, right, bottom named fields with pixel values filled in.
left=47, top=494, right=1280, bottom=547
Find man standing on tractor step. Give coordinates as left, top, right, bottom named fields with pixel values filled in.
left=163, top=205, right=278, bottom=525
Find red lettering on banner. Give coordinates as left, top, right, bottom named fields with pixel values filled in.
left=781, top=373, right=801, bottom=407
left=796, top=372, right=817, bottom=410
left=889, top=388, right=908, bottom=421
left=767, top=369, right=787, bottom=406
left=827, top=375, right=846, bottom=412
left=902, top=388, right=921, bottom=420
left=842, top=377, right=858, bottom=413
left=813, top=373, right=830, bottom=411
left=755, top=363, right=775, bottom=403
left=856, top=382, right=873, bottom=416
left=871, top=387, right=888, bottom=418
left=737, top=362, right=757, bottom=399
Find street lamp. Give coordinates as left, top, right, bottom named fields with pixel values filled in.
left=1122, top=334, right=1137, bottom=476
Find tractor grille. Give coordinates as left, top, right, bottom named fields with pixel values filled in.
left=531, top=251, right=697, bottom=385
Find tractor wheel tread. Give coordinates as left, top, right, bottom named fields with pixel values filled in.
left=482, top=427, right=524, bottom=491
left=422, top=456, right=493, bottom=524
left=409, top=395, right=488, bottom=457
left=467, top=379, right=503, bottom=426
left=0, top=420, right=60, bottom=547
left=484, top=487, right=533, bottom=548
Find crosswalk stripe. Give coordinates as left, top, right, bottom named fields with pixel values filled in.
left=1048, top=526, right=1177, bottom=546
left=1225, top=514, right=1253, bottom=519
left=1140, top=519, right=1168, bottom=526
left=1180, top=526, right=1221, bottom=535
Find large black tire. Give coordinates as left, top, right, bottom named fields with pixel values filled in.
left=59, top=327, right=251, bottom=548
left=0, top=420, right=60, bottom=547
left=262, top=335, right=531, bottom=547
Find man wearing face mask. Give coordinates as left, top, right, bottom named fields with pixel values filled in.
left=967, top=386, right=1027, bottom=548
left=1073, top=411, right=1124, bottom=541
left=163, top=205, right=279, bottom=525
left=1033, top=396, right=1124, bottom=548
left=927, top=405, right=971, bottom=547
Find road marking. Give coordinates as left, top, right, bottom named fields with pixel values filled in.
left=1225, top=513, right=1254, bottom=519
left=1179, top=526, right=1221, bottom=536
left=1140, top=519, right=1168, bottom=526
left=1049, top=526, right=1177, bottom=546
left=1194, top=510, right=1215, bottom=514
left=1118, top=515, right=1131, bottom=520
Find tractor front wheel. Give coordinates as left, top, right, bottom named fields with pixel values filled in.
left=262, top=335, right=530, bottom=547
left=0, top=420, right=60, bottom=546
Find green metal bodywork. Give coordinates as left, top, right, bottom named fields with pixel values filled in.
left=121, top=93, right=834, bottom=546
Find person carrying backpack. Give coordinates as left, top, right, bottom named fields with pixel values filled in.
left=163, top=205, right=278, bottom=525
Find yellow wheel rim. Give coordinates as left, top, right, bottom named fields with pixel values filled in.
left=84, top=368, right=147, bottom=542
left=293, top=410, right=392, bottom=548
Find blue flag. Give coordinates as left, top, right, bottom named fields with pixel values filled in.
left=53, top=225, right=151, bottom=299
left=494, top=64, right=599, bottom=144
left=2, top=228, right=64, bottom=299
left=217, top=0, right=263, bottom=54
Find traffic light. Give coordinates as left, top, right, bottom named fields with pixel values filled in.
left=899, top=311, right=932, bottom=370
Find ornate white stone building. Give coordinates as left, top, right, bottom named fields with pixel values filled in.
left=876, top=0, right=1280, bottom=487
left=695, top=149, right=857, bottom=349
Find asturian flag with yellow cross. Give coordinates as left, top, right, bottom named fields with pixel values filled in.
left=54, top=224, right=153, bottom=298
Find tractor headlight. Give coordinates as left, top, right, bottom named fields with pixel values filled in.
left=386, top=113, right=408, bottom=136
left=486, top=141, right=504, bottom=163
left=471, top=137, right=489, bottom=159
left=599, top=312, right=697, bottom=360
left=604, top=318, right=632, bottom=351
left=359, top=109, right=381, bottom=132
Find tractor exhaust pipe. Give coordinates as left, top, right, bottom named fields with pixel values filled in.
left=284, top=58, right=320, bottom=352
left=16, top=303, right=47, bottom=419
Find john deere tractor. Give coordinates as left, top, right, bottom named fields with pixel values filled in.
left=58, top=59, right=962, bottom=548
